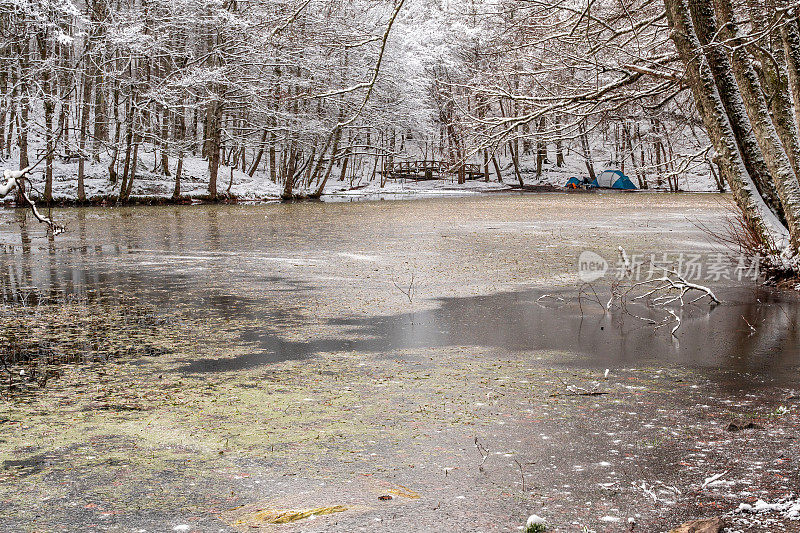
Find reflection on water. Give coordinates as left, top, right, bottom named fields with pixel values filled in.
left=174, top=287, right=800, bottom=384
left=0, top=199, right=798, bottom=386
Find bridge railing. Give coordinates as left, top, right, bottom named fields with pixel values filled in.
left=384, top=161, right=486, bottom=180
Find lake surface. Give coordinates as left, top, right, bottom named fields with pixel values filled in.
left=4, top=193, right=800, bottom=533
left=1, top=193, right=797, bottom=383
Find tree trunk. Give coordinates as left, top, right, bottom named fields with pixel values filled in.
left=555, top=115, right=565, bottom=167
left=491, top=153, right=503, bottom=183
left=312, top=125, right=343, bottom=198
left=174, top=110, right=185, bottom=198
left=536, top=116, right=547, bottom=177
left=248, top=129, right=269, bottom=177
left=743, top=0, right=800, bottom=177
left=124, top=139, right=139, bottom=201
left=663, top=0, right=790, bottom=250
left=160, top=111, right=170, bottom=176
left=782, top=17, right=800, bottom=135
left=703, top=0, right=800, bottom=247
left=206, top=98, right=222, bottom=200
left=578, top=121, right=596, bottom=181
left=508, top=140, right=524, bottom=186
left=623, top=123, right=647, bottom=189
left=119, top=107, right=135, bottom=201
left=77, top=69, right=92, bottom=202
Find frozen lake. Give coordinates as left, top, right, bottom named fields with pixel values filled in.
left=1, top=193, right=797, bottom=379
left=2, top=193, right=799, bottom=532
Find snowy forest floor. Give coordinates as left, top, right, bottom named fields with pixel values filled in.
left=2, top=146, right=721, bottom=205
left=1, top=194, right=796, bottom=533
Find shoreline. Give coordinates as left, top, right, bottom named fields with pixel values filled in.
left=1, top=183, right=726, bottom=209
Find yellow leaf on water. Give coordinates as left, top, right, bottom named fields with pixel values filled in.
left=386, top=484, right=420, bottom=499
left=233, top=505, right=348, bottom=525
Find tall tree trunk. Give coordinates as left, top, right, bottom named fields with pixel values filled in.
left=536, top=116, right=547, bottom=177
left=623, top=123, right=647, bottom=189
left=491, top=153, right=503, bottom=183
left=36, top=34, right=54, bottom=204
left=664, top=0, right=790, bottom=250
left=173, top=109, right=186, bottom=198
left=108, top=80, right=121, bottom=185
left=206, top=98, right=222, bottom=200
left=248, top=129, right=269, bottom=177
left=699, top=0, right=800, bottom=246
left=555, top=115, right=565, bottom=167
left=338, top=146, right=351, bottom=182
left=15, top=50, right=29, bottom=206
left=578, top=121, right=596, bottom=181
left=160, top=110, right=170, bottom=176
left=124, top=139, right=139, bottom=201
left=782, top=17, right=800, bottom=135
left=507, top=140, right=524, bottom=186
left=312, top=125, right=343, bottom=198
left=119, top=105, right=135, bottom=201
left=77, top=69, right=92, bottom=202
left=741, top=0, right=800, bottom=178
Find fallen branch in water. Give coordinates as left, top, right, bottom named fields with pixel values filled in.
left=604, top=248, right=721, bottom=336
left=474, top=436, right=489, bottom=472
left=392, top=272, right=415, bottom=304
left=630, top=269, right=720, bottom=306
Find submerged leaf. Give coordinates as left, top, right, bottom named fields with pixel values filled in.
left=234, top=505, right=348, bottom=525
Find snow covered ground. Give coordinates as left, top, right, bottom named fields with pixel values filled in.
left=4, top=144, right=721, bottom=204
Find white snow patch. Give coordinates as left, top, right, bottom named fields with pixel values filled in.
left=736, top=496, right=800, bottom=520
left=337, top=252, right=380, bottom=262
left=526, top=514, right=546, bottom=527
left=701, top=472, right=728, bottom=489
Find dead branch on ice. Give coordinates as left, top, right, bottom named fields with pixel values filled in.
left=630, top=269, right=720, bottom=306
left=392, top=272, right=415, bottom=304
left=474, top=436, right=489, bottom=472
left=605, top=248, right=721, bottom=335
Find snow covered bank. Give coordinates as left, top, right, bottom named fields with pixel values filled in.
left=5, top=146, right=721, bottom=205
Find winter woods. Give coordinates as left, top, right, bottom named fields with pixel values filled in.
left=0, top=0, right=427, bottom=202
left=0, top=0, right=714, bottom=203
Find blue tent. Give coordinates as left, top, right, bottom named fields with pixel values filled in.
left=564, top=177, right=583, bottom=188
left=588, top=170, right=637, bottom=190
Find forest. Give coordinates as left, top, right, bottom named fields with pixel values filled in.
left=0, top=0, right=718, bottom=204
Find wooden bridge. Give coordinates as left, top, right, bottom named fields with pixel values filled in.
left=384, top=160, right=486, bottom=181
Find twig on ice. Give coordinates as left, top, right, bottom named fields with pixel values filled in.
left=474, top=436, right=489, bottom=472
left=536, top=294, right=564, bottom=302
left=392, top=273, right=415, bottom=304
left=700, top=471, right=728, bottom=490
left=514, top=458, right=528, bottom=493
left=741, top=315, right=756, bottom=336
